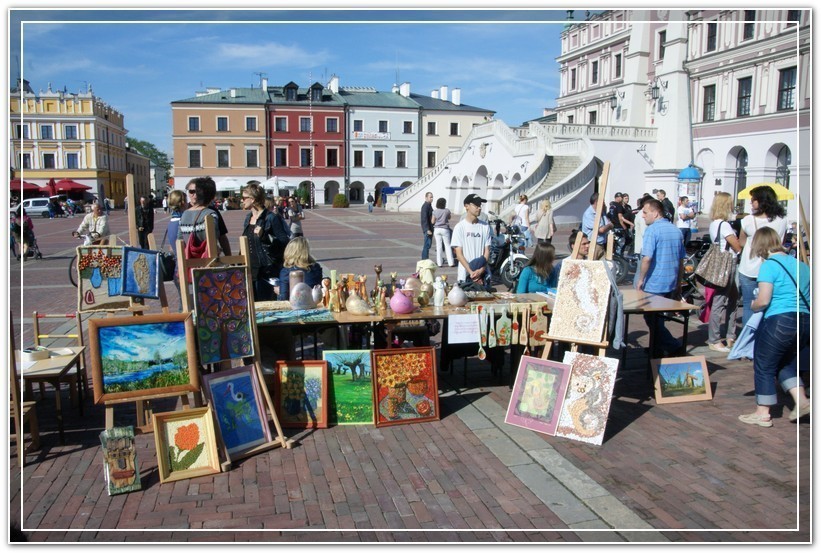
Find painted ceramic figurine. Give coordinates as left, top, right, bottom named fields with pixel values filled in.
left=432, top=277, right=446, bottom=307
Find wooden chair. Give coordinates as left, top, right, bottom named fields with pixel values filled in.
left=31, top=311, right=89, bottom=405
left=10, top=316, right=40, bottom=466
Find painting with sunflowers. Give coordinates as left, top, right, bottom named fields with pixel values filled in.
left=371, top=347, right=439, bottom=428
left=505, top=356, right=572, bottom=436
left=152, top=407, right=221, bottom=483
left=192, top=266, right=254, bottom=365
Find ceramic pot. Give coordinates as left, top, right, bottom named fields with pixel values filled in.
left=447, top=283, right=468, bottom=307
left=403, top=277, right=422, bottom=296
left=420, top=282, right=434, bottom=298
left=290, top=282, right=315, bottom=310
left=311, top=284, right=323, bottom=305
left=389, top=288, right=415, bottom=314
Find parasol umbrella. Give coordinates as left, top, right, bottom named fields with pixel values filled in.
left=46, top=177, right=58, bottom=197
left=737, top=182, right=794, bottom=201
left=54, top=178, right=92, bottom=193
left=10, top=178, right=41, bottom=193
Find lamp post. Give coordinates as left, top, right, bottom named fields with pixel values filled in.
left=677, top=164, right=703, bottom=228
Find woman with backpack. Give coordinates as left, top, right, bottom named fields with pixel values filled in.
left=241, top=183, right=290, bottom=301
left=178, top=177, right=223, bottom=261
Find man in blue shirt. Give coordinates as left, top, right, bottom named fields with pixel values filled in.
left=636, top=198, right=686, bottom=356
left=581, top=193, right=613, bottom=260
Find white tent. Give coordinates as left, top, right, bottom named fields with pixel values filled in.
left=215, top=177, right=242, bottom=193
left=259, top=176, right=296, bottom=196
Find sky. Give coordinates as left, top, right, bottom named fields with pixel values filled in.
left=10, top=8, right=577, bottom=158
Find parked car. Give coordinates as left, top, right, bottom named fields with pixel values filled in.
left=10, top=198, right=51, bottom=218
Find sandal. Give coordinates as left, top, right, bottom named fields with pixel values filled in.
left=738, top=412, right=773, bottom=427
left=789, top=402, right=811, bottom=421
left=726, top=338, right=736, bottom=348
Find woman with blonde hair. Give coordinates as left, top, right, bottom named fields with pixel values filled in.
left=533, top=198, right=556, bottom=246
left=277, top=236, right=323, bottom=300
left=705, top=192, right=742, bottom=352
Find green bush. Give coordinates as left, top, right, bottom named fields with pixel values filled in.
left=332, top=194, right=350, bottom=208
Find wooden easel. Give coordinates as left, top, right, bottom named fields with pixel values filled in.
left=798, top=197, right=810, bottom=264
left=175, top=215, right=291, bottom=471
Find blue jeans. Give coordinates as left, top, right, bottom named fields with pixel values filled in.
left=753, top=312, right=809, bottom=406
left=643, top=290, right=681, bottom=356
left=679, top=228, right=691, bottom=244
left=421, top=232, right=432, bottom=260
left=738, top=272, right=758, bottom=327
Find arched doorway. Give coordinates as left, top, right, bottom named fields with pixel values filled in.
left=374, top=181, right=390, bottom=207
left=349, top=182, right=364, bottom=204
left=298, top=181, right=315, bottom=208
left=324, top=181, right=340, bottom=204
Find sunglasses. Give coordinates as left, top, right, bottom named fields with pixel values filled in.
left=187, top=189, right=197, bottom=194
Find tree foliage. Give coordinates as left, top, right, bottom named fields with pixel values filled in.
left=127, top=137, right=172, bottom=176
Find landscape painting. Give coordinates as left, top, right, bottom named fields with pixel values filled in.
left=192, top=267, right=254, bottom=365
left=371, top=347, right=440, bottom=428
left=121, top=246, right=161, bottom=299
left=274, top=361, right=329, bottom=429
left=322, top=350, right=374, bottom=425
left=89, top=313, right=200, bottom=404
left=76, top=245, right=130, bottom=313
left=505, top=356, right=571, bottom=436
left=555, top=352, right=619, bottom=446
left=652, top=356, right=713, bottom=404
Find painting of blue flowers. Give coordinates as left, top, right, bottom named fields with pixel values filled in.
left=202, top=365, right=271, bottom=457
left=89, top=313, right=200, bottom=404
left=121, top=246, right=161, bottom=299
left=274, top=361, right=329, bottom=429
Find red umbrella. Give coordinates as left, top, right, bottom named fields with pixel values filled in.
left=54, top=179, right=92, bottom=193
left=46, top=177, right=58, bottom=197
left=10, top=178, right=41, bottom=193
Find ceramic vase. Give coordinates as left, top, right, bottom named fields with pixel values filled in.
left=447, top=283, right=468, bottom=307
left=290, top=282, right=315, bottom=310
left=389, top=288, right=415, bottom=314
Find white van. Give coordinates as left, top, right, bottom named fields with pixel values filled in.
left=11, top=198, right=51, bottom=218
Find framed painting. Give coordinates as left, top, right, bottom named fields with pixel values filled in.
left=120, top=246, right=161, bottom=299
left=99, top=426, right=141, bottom=496
left=652, top=356, right=713, bottom=405
left=152, top=407, right=221, bottom=484
left=555, top=352, right=620, bottom=446
left=505, top=356, right=572, bottom=436
left=76, top=245, right=130, bottom=313
left=322, top=350, right=374, bottom=425
left=274, top=361, right=329, bottom=429
left=548, top=260, right=611, bottom=344
left=192, top=266, right=254, bottom=365
left=89, top=313, right=200, bottom=404
left=371, top=347, right=439, bottom=428
left=202, top=365, right=272, bottom=457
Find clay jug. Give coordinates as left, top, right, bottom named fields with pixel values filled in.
left=403, top=276, right=422, bottom=297
left=447, top=282, right=468, bottom=307
left=389, top=288, right=415, bottom=314
left=290, top=282, right=315, bottom=310
left=311, top=284, right=323, bottom=305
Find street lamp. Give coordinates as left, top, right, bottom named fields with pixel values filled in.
left=609, top=89, right=624, bottom=109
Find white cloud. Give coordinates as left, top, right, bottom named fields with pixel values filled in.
left=214, top=42, right=330, bottom=68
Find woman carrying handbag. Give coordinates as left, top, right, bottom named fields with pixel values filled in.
left=705, top=193, right=742, bottom=353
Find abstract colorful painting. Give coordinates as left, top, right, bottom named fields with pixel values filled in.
left=549, top=260, right=611, bottom=344
left=99, top=426, right=141, bottom=496
left=274, top=361, right=329, bottom=429
left=152, top=407, right=221, bottom=483
left=652, top=356, right=713, bottom=404
left=89, top=313, right=200, bottom=404
left=120, top=246, right=161, bottom=299
left=371, top=347, right=439, bottom=428
left=192, top=267, right=254, bottom=365
left=322, top=350, right=374, bottom=425
left=76, top=245, right=130, bottom=313
left=202, top=365, right=272, bottom=457
left=555, top=352, right=619, bottom=446
left=505, top=356, right=572, bottom=436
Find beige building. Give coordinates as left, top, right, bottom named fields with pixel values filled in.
left=9, top=79, right=129, bottom=206
left=125, top=144, right=152, bottom=201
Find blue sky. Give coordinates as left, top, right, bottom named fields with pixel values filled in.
left=10, top=9, right=573, bottom=158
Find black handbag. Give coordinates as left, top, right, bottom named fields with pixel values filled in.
left=158, top=230, right=177, bottom=282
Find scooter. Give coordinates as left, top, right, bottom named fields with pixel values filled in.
left=487, top=213, right=529, bottom=290
left=680, top=234, right=712, bottom=303
left=610, top=227, right=640, bottom=285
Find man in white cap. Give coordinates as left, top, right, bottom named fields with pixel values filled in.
left=451, top=193, right=492, bottom=286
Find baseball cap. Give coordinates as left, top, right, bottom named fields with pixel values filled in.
left=614, top=192, right=623, bottom=198
left=463, top=194, right=487, bottom=206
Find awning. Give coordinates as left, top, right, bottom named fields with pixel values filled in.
left=54, top=179, right=92, bottom=193
left=10, top=179, right=42, bottom=193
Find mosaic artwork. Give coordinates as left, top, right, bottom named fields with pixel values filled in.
left=555, top=352, right=619, bottom=446
left=274, top=361, right=329, bottom=429
left=99, top=426, right=141, bottom=496
left=76, top=246, right=130, bottom=313
left=548, top=260, right=611, bottom=343
left=652, top=356, right=713, bottom=404
left=371, top=347, right=439, bottom=428
left=505, top=356, right=571, bottom=436
left=120, top=246, right=161, bottom=299
left=322, top=350, right=374, bottom=425
left=152, top=407, right=221, bottom=483
left=192, top=267, right=254, bottom=365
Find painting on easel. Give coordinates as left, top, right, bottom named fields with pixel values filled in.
left=76, top=246, right=130, bottom=313
left=192, top=266, right=254, bottom=365
left=549, top=260, right=611, bottom=344
left=120, top=246, right=161, bottom=299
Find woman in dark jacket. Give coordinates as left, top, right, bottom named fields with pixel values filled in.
left=277, top=237, right=323, bottom=301
left=241, top=183, right=290, bottom=301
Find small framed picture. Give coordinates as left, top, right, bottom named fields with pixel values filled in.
left=121, top=246, right=161, bottom=299
left=274, top=361, right=329, bottom=429
left=152, top=407, right=221, bottom=484
left=505, top=356, right=572, bottom=436
left=652, top=355, right=713, bottom=405
left=371, top=347, right=439, bottom=428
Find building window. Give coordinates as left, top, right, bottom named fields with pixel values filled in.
left=188, top=116, right=200, bottom=132
left=245, top=117, right=257, bottom=132
left=378, top=120, right=388, bottom=133
left=20, top=153, right=31, bottom=169
left=64, top=125, right=78, bottom=139
left=778, top=66, right=796, bottom=111
left=734, top=148, right=748, bottom=210
left=427, top=121, right=437, bottom=135
left=403, top=121, right=413, bottom=134
left=217, top=117, right=229, bottom=132
left=326, top=117, right=338, bottom=133
left=591, top=61, right=599, bottom=85
left=570, top=68, right=576, bottom=90
left=353, top=150, right=364, bottom=167
left=788, top=10, right=801, bottom=23
left=300, top=117, right=312, bottom=132
left=703, top=85, right=716, bottom=121
left=775, top=145, right=791, bottom=190
left=246, top=149, right=258, bottom=168
left=567, top=115, right=574, bottom=124
left=326, top=148, right=338, bottom=167
left=40, top=125, right=53, bottom=139
left=15, top=124, right=29, bottom=139
left=311, top=87, right=322, bottom=102
left=658, top=31, right=666, bottom=59
left=450, top=122, right=459, bottom=136
left=188, top=149, right=201, bottom=168
left=743, top=10, right=755, bottom=40
left=706, top=22, right=717, bottom=52
left=43, top=153, right=56, bottom=169
left=614, top=54, right=622, bottom=78
left=275, top=148, right=287, bottom=167
left=65, top=152, right=79, bottom=169
left=374, top=151, right=384, bottom=168
left=353, top=119, right=363, bottom=132
left=217, top=148, right=230, bottom=168
left=300, top=148, right=312, bottom=167
left=426, top=151, right=436, bottom=168
left=737, top=77, right=752, bottom=117
left=274, top=117, right=287, bottom=132
left=588, top=111, right=597, bottom=125
left=286, top=87, right=297, bottom=101
left=397, top=150, right=407, bottom=168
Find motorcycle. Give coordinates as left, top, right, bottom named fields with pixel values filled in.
left=680, top=234, right=712, bottom=303
left=610, top=227, right=640, bottom=285
left=487, top=213, right=529, bottom=290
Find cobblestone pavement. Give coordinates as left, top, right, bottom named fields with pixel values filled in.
left=8, top=205, right=810, bottom=543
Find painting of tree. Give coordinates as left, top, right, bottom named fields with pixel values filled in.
left=192, top=267, right=254, bottom=365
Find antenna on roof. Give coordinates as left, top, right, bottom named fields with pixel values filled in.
left=15, top=55, right=21, bottom=82
left=395, top=50, right=399, bottom=84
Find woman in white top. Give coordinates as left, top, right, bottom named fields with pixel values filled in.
left=706, top=193, right=742, bottom=352
left=737, top=185, right=788, bottom=326
left=431, top=198, right=455, bottom=267
left=533, top=199, right=556, bottom=246
left=511, top=195, right=533, bottom=247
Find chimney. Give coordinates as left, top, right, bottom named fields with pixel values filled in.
left=452, top=88, right=461, bottom=106
left=391, top=83, right=399, bottom=93
left=328, top=74, right=339, bottom=94
left=440, top=85, right=448, bottom=100
left=399, top=82, right=410, bottom=97
left=431, top=89, right=439, bottom=99
left=261, top=76, right=268, bottom=90
left=230, top=88, right=237, bottom=98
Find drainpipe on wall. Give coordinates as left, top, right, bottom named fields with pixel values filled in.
left=417, top=106, right=423, bottom=182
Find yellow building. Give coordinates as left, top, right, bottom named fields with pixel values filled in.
left=9, top=79, right=133, bottom=206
